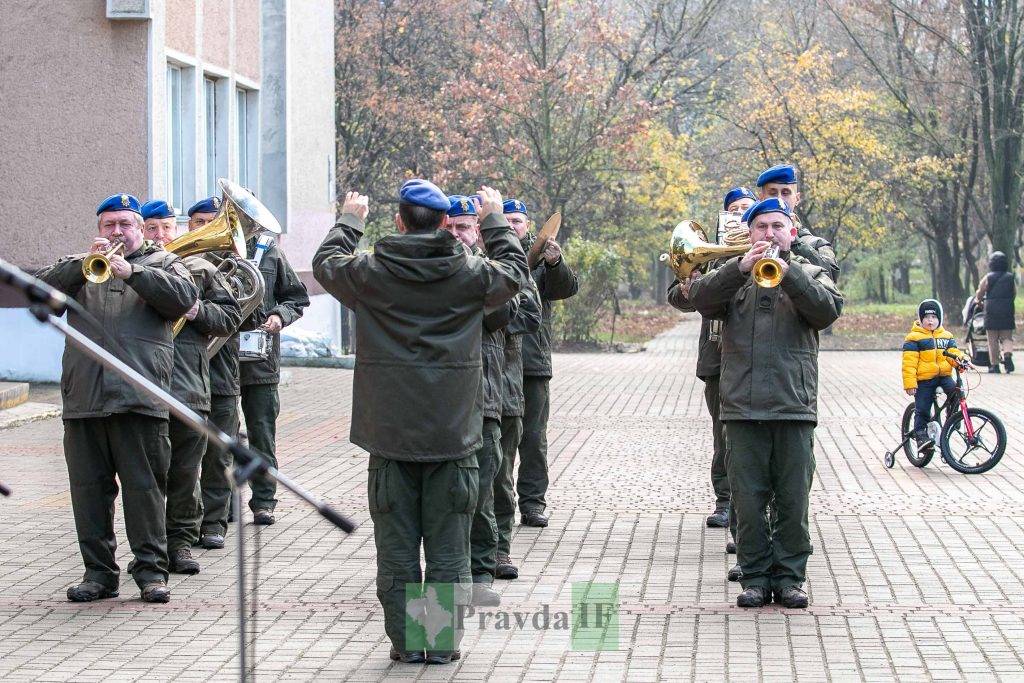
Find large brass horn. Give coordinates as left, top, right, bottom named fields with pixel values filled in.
left=167, top=179, right=280, bottom=335
left=659, top=220, right=750, bottom=281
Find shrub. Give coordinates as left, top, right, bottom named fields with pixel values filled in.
left=553, top=237, right=622, bottom=343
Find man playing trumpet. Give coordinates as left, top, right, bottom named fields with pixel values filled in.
left=689, top=197, right=842, bottom=609
left=38, top=193, right=199, bottom=604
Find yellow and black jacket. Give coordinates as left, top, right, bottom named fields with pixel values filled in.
left=901, top=323, right=964, bottom=389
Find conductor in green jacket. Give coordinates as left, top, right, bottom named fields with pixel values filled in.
left=506, top=200, right=579, bottom=527
left=689, top=197, right=842, bottom=609
left=37, top=193, right=199, bottom=604
left=313, top=181, right=528, bottom=664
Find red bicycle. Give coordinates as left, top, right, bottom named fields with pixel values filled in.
left=884, top=350, right=1007, bottom=474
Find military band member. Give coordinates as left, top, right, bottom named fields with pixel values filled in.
left=494, top=232, right=543, bottom=582
left=143, top=199, right=242, bottom=573
left=690, top=197, right=842, bottom=609
left=668, top=187, right=754, bottom=583
left=38, top=193, right=199, bottom=604
left=239, top=209, right=310, bottom=525
left=756, top=164, right=840, bottom=282
left=507, top=200, right=579, bottom=528
left=313, top=181, right=527, bottom=664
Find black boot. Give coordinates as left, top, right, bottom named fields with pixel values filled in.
left=727, top=564, right=742, bottom=582
left=1004, top=353, right=1014, bottom=373
left=736, top=586, right=769, bottom=608
left=705, top=506, right=729, bottom=528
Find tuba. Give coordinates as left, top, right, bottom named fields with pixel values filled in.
left=166, top=179, right=281, bottom=346
left=659, top=220, right=750, bottom=281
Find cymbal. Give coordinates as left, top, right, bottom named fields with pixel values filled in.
left=528, top=212, right=561, bottom=268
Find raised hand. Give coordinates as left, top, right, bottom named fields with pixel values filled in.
left=341, top=191, right=369, bottom=221
left=477, top=186, right=504, bottom=220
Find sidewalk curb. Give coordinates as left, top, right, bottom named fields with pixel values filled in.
left=0, top=402, right=62, bottom=431
left=281, top=356, right=355, bottom=369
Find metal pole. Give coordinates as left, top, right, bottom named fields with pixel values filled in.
left=234, top=484, right=248, bottom=682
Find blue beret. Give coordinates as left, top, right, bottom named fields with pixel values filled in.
left=502, top=199, right=528, bottom=216
left=742, top=197, right=793, bottom=225
left=723, top=187, right=756, bottom=210
left=399, top=179, right=449, bottom=211
left=187, top=196, right=222, bottom=217
left=756, top=164, right=798, bottom=187
left=141, top=199, right=175, bottom=220
left=447, top=195, right=478, bottom=217
left=96, top=193, right=142, bottom=216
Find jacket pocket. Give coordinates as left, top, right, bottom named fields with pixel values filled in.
left=367, top=457, right=392, bottom=514
left=448, top=455, right=479, bottom=514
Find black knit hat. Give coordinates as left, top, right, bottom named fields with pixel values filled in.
left=989, top=251, right=1009, bottom=273
left=918, top=298, right=942, bottom=325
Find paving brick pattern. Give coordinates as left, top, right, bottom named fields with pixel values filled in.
left=1, top=316, right=1023, bottom=681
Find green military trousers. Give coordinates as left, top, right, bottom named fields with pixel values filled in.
left=369, top=453, right=478, bottom=654
left=494, top=415, right=524, bottom=557
left=517, top=377, right=550, bottom=515
left=470, top=418, right=503, bottom=582
left=240, top=383, right=279, bottom=512
left=166, top=414, right=208, bottom=552
left=63, top=414, right=171, bottom=590
left=702, top=375, right=731, bottom=510
left=200, top=394, right=239, bottom=537
left=725, top=420, right=815, bottom=592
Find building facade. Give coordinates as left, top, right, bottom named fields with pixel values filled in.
left=0, top=0, right=337, bottom=381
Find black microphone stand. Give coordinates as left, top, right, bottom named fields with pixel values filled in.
left=2, top=261, right=355, bottom=682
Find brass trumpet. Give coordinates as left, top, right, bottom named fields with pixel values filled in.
left=82, top=240, right=126, bottom=284
left=752, top=245, right=784, bottom=288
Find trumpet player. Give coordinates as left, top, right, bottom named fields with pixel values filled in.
left=689, top=197, right=842, bottom=609
left=37, top=193, right=199, bottom=604
left=142, top=199, right=242, bottom=574
left=667, top=187, right=754, bottom=582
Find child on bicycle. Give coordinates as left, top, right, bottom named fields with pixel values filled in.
left=902, top=299, right=969, bottom=453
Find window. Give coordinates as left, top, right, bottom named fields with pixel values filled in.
left=166, top=65, right=184, bottom=210
left=236, top=88, right=249, bottom=188
left=204, top=77, right=218, bottom=196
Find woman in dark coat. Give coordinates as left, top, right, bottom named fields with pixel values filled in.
left=976, top=251, right=1017, bottom=373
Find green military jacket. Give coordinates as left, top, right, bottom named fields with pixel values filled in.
left=313, top=212, right=529, bottom=462
left=496, top=279, right=542, bottom=418
left=37, top=242, right=199, bottom=419
left=521, top=234, right=579, bottom=378
left=171, top=256, right=242, bottom=411
left=239, top=240, right=310, bottom=387
left=689, top=254, right=843, bottom=423
left=793, top=225, right=840, bottom=283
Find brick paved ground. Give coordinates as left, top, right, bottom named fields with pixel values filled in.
left=1, top=316, right=1023, bottom=681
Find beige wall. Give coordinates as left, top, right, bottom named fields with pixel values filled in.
left=165, top=0, right=196, bottom=54
left=203, top=0, right=232, bottom=70
left=282, top=0, right=337, bottom=273
left=0, top=2, right=149, bottom=270
left=235, top=0, right=262, bottom=81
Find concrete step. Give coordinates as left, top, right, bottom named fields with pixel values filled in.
left=0, top=382, right=29, bottom=410
left=0, top=402, right=61, bottom=431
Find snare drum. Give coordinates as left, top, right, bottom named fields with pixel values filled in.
left=238, top=330, right=270, bottom=362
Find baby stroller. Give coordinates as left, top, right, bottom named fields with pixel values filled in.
left=962, top=296, right=990, bottom=368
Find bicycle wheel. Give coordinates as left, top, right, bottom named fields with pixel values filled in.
left=901, top=403, right=934, bottom=467
left=940, top=407, right=1007, bottom=474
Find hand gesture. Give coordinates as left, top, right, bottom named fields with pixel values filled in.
left=681, top=271, right=701, bottom=298
left=260, top=314, right=284, bottom=334
left=905, top=388, right=916, bottom=396
left=342, top=191, right=369, bottom=220
left=542, top=239, right=562, bottom=265
left=739, top=241, right=770, bottom=273
left=109, top=254, right=132, bottom=280
left=90, top=238, right=111, bottom=254
left=184, top=300, right=201, bottom=320
left=477, top=186, right=503, bottom=220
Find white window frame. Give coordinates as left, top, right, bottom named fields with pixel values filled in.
left=234, top=84, right=259, bottom=190
left=165, top=60, right=196, bottom=215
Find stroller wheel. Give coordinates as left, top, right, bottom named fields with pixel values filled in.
left=884, top=451, right=895, bottom=469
